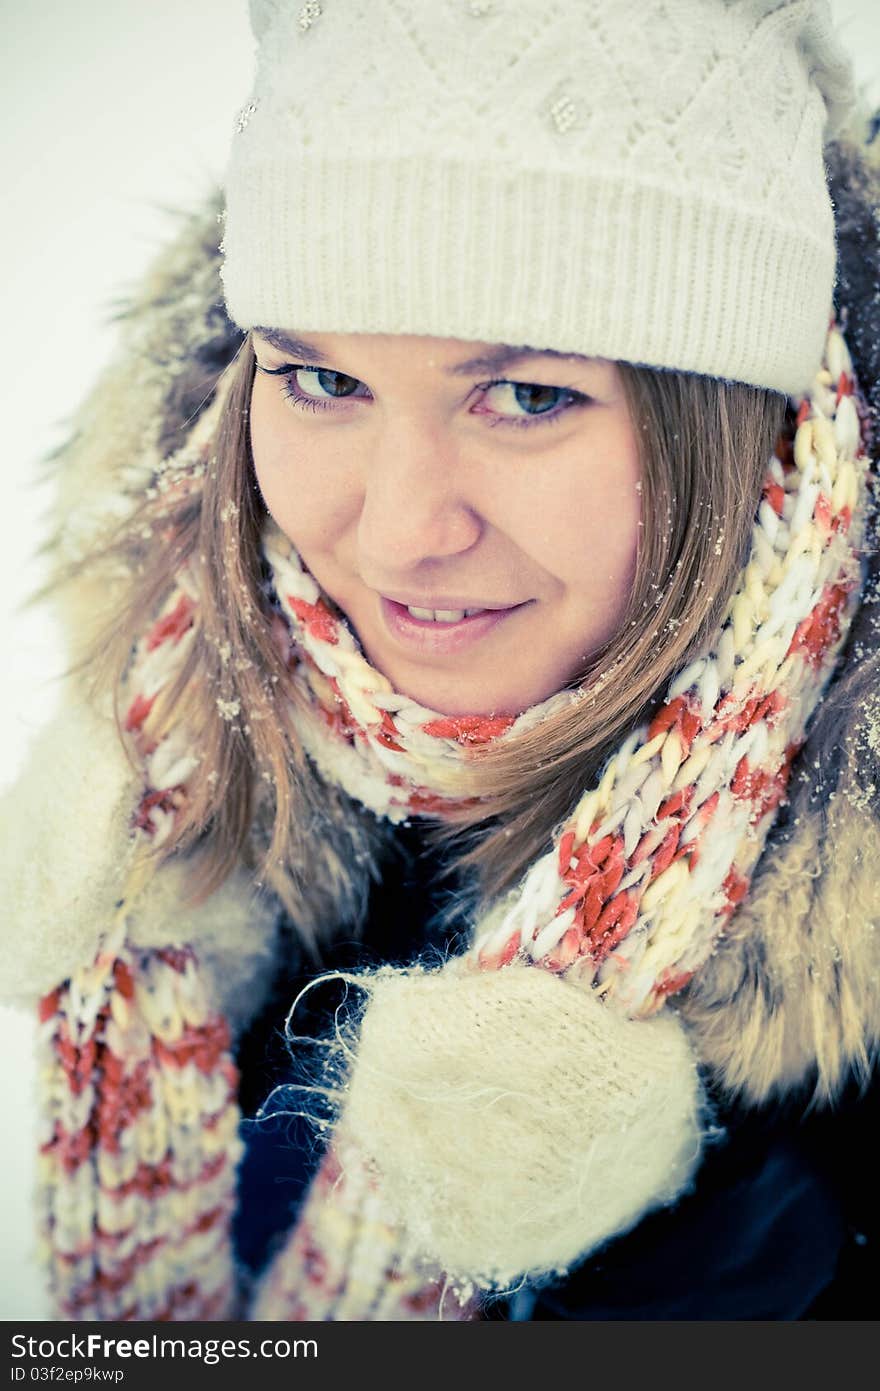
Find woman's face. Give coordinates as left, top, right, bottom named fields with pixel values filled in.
left=250, top=330, right=642, bottom=717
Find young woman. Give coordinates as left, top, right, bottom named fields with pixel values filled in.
left=3, top=0, right=880, bottom=1321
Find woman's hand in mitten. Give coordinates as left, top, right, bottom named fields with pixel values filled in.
left=336, top=958, right=705, bottom=1292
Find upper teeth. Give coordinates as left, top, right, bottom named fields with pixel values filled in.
left=406, top=606, right=482, bottom=622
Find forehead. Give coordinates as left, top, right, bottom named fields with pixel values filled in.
left=251, top=326, right=602, bottom=377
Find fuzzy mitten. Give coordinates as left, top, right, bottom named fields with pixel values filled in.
left=275, top=958, right=705, bottom=1299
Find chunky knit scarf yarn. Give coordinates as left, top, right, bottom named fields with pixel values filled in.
left=36, top=320, right=873, bottom=1320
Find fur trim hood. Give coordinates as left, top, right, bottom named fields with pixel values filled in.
left=8, top=120, right=880, bottom=1116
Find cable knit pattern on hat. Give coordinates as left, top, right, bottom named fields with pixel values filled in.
left=222, top=0, right=855, bottom=393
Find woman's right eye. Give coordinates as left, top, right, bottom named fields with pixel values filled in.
left=256, top=362, right=367, bottom=414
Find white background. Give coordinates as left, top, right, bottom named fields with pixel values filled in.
left=1, top=0, right=877, bottom=1319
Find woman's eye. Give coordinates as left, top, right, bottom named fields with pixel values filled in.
left=257, top=362, right=366, bottom=413
left=475, top=380, right=584, bottom=429
left=290, top=365, right=364, bottom=410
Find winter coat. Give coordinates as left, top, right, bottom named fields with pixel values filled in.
left=2, top=121, right=879, bottom=1320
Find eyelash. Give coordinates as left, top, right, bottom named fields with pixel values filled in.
left=256, top=362, right=588, bottom=431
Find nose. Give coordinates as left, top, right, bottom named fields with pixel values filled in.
left=356, top=415, right=482, bottom=572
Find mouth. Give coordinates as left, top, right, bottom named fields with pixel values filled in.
left=379, top=596, right=530, bottom=656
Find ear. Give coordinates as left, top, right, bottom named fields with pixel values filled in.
left=248, top=0, right=286, bottom=43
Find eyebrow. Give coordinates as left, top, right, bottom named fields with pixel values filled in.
left=251, top=326, right=592, bottom=376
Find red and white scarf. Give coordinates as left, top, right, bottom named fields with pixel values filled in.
left=36, top=319, right=875, bottom=1319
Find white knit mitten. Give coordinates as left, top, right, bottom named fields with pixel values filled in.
left=336, top=959, right=704, bottom=1290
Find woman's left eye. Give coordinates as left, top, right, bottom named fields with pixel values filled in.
left=473, top=380, right=585, bottom=429
left=256, top=362, right=587, bottom=429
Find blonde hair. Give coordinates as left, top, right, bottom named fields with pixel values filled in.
left=76, top=332, right=788, bottom=950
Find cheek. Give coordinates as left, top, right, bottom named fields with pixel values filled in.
left=588, top=457, right=642, bottom=589
left=249, top=387, right=358, bottom=548
left=510, top=425, right=642, bottom=600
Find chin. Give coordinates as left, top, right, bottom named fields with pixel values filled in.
left=379, top=661, right=533, bottom=719
left=356, top=627, right=558, bottom=718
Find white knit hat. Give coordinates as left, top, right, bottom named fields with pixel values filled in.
left=220, top=0, right=856, bottom=396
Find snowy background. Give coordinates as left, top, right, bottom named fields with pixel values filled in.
left=1, top=0, right=878, bottom=1319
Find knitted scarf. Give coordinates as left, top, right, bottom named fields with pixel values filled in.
left=36, top=319, right=874, bottom=1320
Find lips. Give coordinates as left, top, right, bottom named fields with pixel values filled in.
left=379, top=596, right=529, bottom=657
